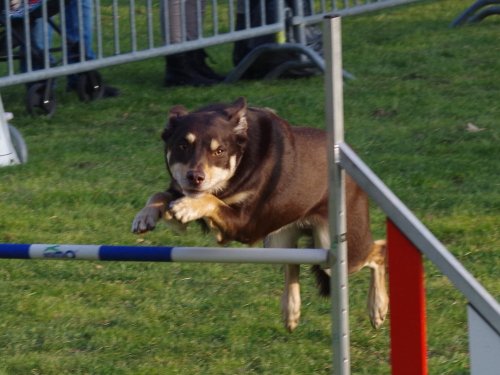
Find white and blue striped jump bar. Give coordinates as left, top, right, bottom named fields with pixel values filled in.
left=0, top=244, right=329, bottom=265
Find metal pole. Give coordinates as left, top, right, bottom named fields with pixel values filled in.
left=0, top=244, right=328, bottom=265
left=324, top=15, right=350, bottom=374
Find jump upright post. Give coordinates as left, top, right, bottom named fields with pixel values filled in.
left=324, top=15, right=350, bottom=375
left=325, top=15, right=428, bottom=374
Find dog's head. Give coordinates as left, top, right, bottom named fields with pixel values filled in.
left=162, top=97, right=249, bottom=196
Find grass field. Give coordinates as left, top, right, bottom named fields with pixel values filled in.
left=0, top=0, right=499, bottom=373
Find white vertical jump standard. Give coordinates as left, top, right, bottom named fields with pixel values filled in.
left=0, top=96, right=26, bottom=167
left=324, top=15, right=351, bottom=375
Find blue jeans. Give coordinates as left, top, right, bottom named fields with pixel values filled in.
left=65, top=0, right=95, bottom=62
left=23, top=0, right=95, bottom=88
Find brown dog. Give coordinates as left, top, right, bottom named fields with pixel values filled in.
left=132, top=97, right=388, bottom=332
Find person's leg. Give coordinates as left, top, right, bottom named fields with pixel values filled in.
left=20, top=17, right=54, bottom=72
left=162, top=0, right=203, bottom=43
left=65, top=0, right=95, bottom=61
left=65, top=0, right=118, bottom=97
left=65, top=0, right=91, bottom=89
left=19, top=17, right=56, bottom=94
left=162, top=0, right=223, bottom=86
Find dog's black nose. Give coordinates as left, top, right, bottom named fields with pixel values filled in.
left=187, top=170, right=205, bottom=186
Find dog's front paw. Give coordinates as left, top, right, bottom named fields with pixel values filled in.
left=169, top=197, right=205, bottom=223
left=131, top=206, right=161, bottom=233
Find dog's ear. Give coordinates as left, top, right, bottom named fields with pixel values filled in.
left=162, top=105, right=189, bottom=142
left=161, top=127, right=172, bottom=142
left=168, top=105, right=189, bottom=121
left=225, top=97, right=247, bottom=136
left=224, top=97, right=246, bottom=119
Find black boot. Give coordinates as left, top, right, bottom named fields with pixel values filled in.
left=189, top=49, right=225, bottom=82
left=164, top=53, right=219, bottom=87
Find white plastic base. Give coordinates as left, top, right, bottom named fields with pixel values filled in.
left=0, top=116, right=20, bottom=167
left=0, top=98, right=27, bottom=167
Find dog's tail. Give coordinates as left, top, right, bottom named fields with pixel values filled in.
left=311, top=265, right=330, bottom=297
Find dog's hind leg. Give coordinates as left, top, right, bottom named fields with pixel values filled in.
left=366, top=239, right=389, bottom=329
left=283, top=264, right=301, bottom=332
left=265, top=225, right=301, bottom=332
left=312, top=221, right=331, bottom=296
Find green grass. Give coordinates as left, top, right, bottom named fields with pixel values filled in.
left=0, top=0, right=499, bottom=373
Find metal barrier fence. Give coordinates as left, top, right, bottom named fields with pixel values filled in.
left=0, top=0, right=421, bottom=90
left=0, top=0, right=285, bottom=88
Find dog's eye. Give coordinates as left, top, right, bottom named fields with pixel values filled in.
left=178, top=142, right=189, bottom=151
left=213, top=147, right=225, bottom=157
